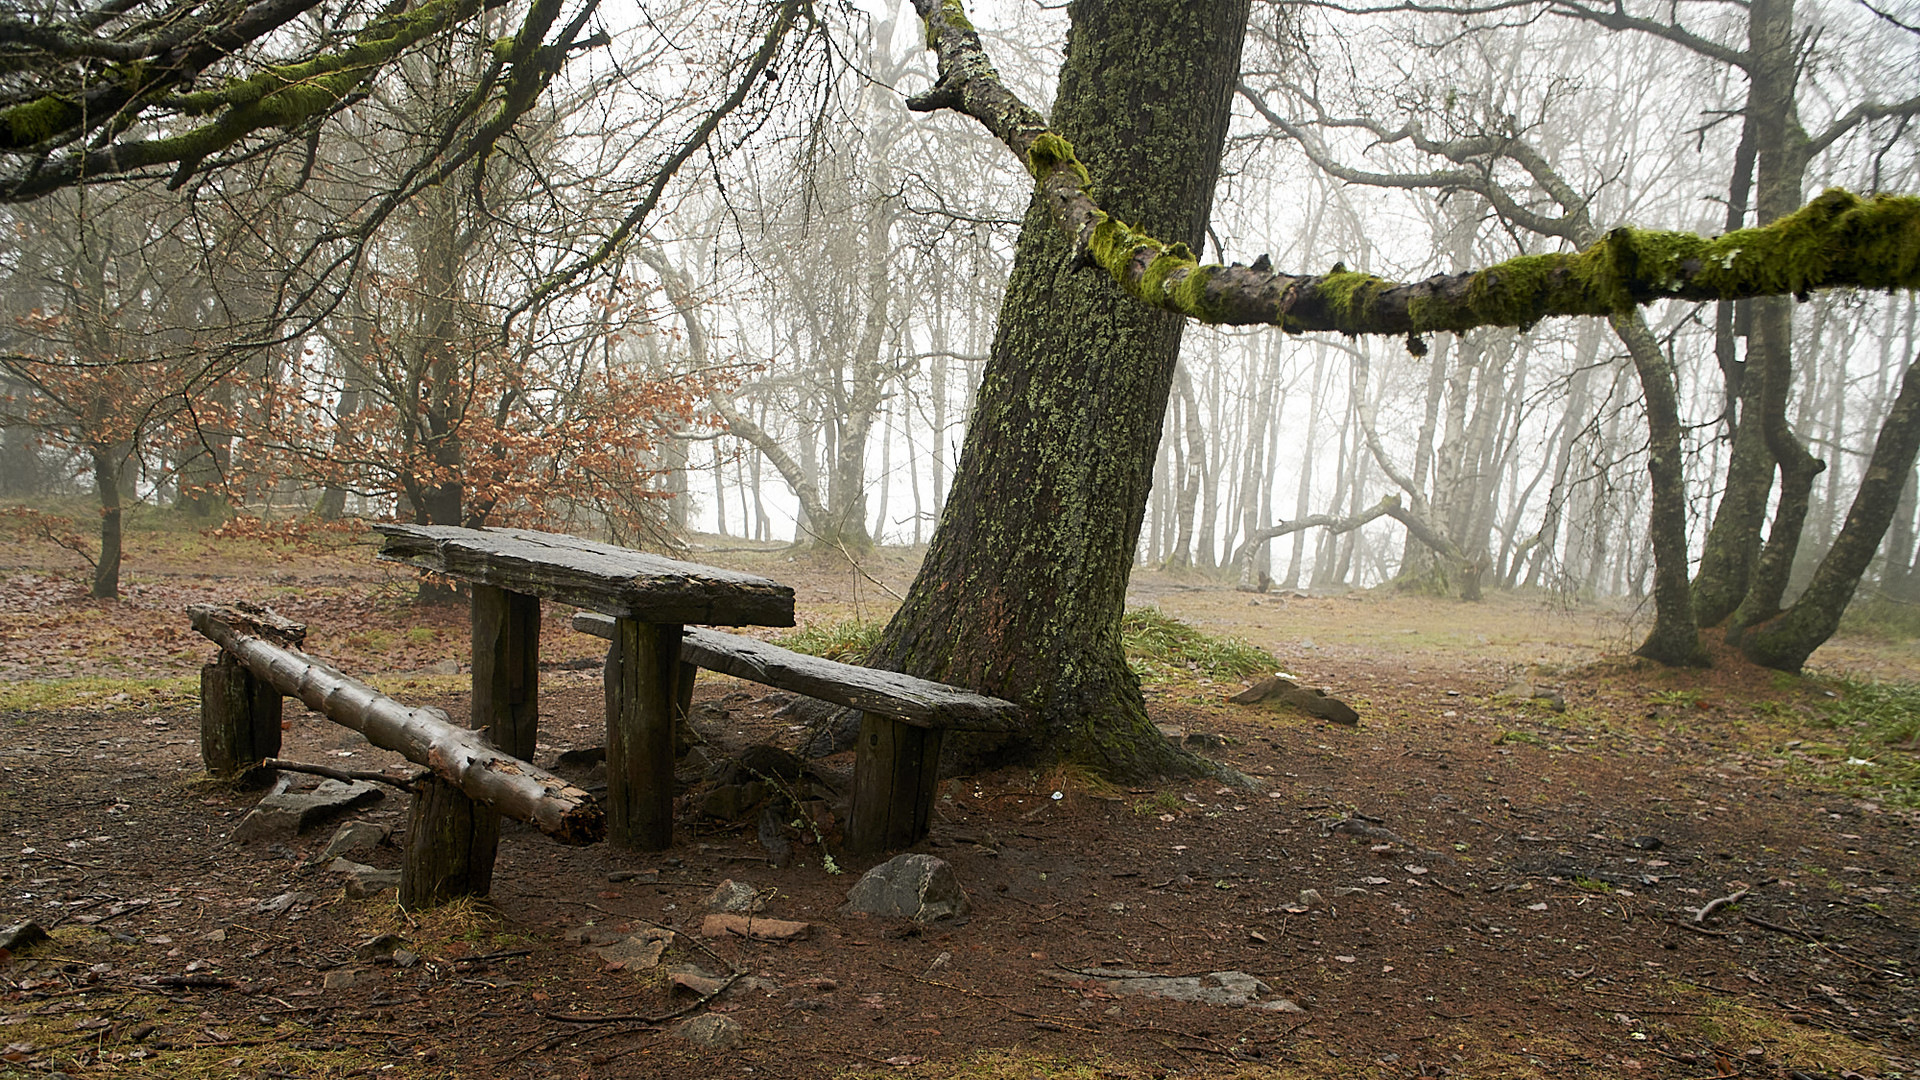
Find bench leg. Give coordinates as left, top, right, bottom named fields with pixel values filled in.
left=605, top=619, right=683, bottom=850
left=401, top=776, right=501, bottom=909
left=200, top=654, right=282, bottom=781
left=846, top=713, right=944, bottom=854
left=472, top=585, right=540, bottom=761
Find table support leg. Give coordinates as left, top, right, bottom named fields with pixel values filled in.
left=401, top=776, right=501, bottom=909
left=846, top=713, right=944, bottom=854
left=472, top=585, right=540, bottom=761
left=199, top=653, right=282, bottom=784
left=606, top=619, right=682, bottom=850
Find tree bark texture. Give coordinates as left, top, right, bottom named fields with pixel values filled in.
left=875, top=0, right=1252, bottom=782
left=401, top=776, right=501, bottom=909
left=89, top=443, right=121, bottom=600
left=1612, top=313, right=1708, bottom=666
left=1740, top=355, right=1920, bottom=670
left=200, top=653, right=285, bottom=778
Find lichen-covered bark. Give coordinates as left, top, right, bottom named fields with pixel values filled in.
left=911, top=1, right=1920, bottom=335
left=1741, top=355, right=1920, bottom=670
left=1691, top=369, right=1771, bottom=626
left=1612, top=314, right=1707, bottom=666
left=1725, top=296, right=1828, bottom=644
left=875, top=0, right=1251, bottom=783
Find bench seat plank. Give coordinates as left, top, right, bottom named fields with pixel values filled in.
left=376, top=524, right=795, bottom=627
left=572, top=613, right=1019, bottom=733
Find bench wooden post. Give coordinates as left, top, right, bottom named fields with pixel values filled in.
left=846, top=714, right=945, bottom=853
left=605, top=619, right=683, bottom=850
left=200, top=653, right=284, bottom=781
left=401, top=777, right=502, bottom=909
left=472, top=585, right=540, bottom=761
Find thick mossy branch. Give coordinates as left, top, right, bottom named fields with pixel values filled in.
left=173, top=0, right=476, bottom=120
left=910, top=0, right=1920, bottom=334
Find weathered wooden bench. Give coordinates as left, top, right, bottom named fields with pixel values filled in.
left=570, top=612, right=1021, bottom=852
left=191, top=601, right=603, bottom=908
left=371, top=523, right=794, bottom=853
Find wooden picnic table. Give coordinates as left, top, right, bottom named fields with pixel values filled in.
left=373, top=524, right=795, bottom=850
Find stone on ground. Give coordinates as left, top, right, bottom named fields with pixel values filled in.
left=230, top=779, right=383, bottom=843
left=671, top=1013, right=744, bottom=1049
left=840, top=853, right=969, bottom=922
left=707, top=879, right=765, bottom=913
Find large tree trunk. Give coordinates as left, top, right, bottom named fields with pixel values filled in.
left=871, top=0, right=1251, bottom=783
left=1613, top=314, right=1708, bottom=666
left=1741, top=356, right=1920, bottom=670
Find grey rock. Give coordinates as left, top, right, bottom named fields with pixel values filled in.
left=840, top=853, right=969, bottom=922
left=256, top=891, right=315, bottom=914
left=0, top=920, right=50, bottom=954
left=319, top=820, right=390, bottom=862
left=707, top=879, right=765, bottom=914
left=1228, top=677, right=1359, bottom=725
left=671, top=1013, right=744, bottom=1050
left=322, top=968, right=365, bottom=990
left=1058, top=967, right=1303, bottom=1012
left=1297, top=888, right=1326, bottom=909
left=344, top=869, right=400, bottom=900
left=698, top=782, right=767, bottom=821
left=595, top=928, right=674, bottom=970
left=231, top=780, right=384, bottom=843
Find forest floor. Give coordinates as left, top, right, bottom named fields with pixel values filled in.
left=2, top=511, right=1918, bottom=1080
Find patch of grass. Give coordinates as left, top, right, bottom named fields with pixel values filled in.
left=0, top=674, right=198, bottom=712
left=1815, top=678, right=1920, bottom=744
left=1648, top=688, right=1709, bottom=709
left=1121, top=606, right=1281, bottom=684
left=1667, top=981, right=1889, bottom=1076
left=1131, top=791, right=1184, bottom=817
left=773, top=618, right=884, bottom=664
left=1493, top=729, right=1548, bottom=747
left=1837, top=593, right=1920, bottom=642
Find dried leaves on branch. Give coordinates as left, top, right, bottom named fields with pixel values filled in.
left=907, top=0, right=1920, bottom=342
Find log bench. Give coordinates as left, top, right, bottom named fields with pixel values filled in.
left=190, top=602, right=602, bottom=908
left=570, top=612, right=1021, bottom=853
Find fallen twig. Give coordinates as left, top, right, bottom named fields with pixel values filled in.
left=1692, top=889, right=1750, bottom=924
left=261, top=758, right=426, bottom=791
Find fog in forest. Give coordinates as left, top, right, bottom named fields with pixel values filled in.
left=4, top=0, right=1918, bottom=624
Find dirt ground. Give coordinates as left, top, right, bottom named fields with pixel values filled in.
left=2, top=520, right=1918, bottom=1079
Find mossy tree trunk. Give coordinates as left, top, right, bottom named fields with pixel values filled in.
left=1691, top=366, right=1770, bottom=626
left=1741, top=355, right=1920, bottom=669
left=871, top=0, right=1251, bottom=783
left=1613, top=313, right=1708, bottom=666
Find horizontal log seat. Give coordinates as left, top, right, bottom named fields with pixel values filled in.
left=571, top=612, right=1021, bottom=852
left=190, top=601, right=603, bottom=909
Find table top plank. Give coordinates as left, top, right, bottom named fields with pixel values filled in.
left=375, top=524, right=795, bottom=627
